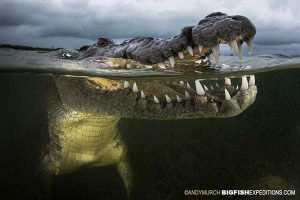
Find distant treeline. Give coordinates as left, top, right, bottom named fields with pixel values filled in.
left=0, top=44, right=63, bottom=51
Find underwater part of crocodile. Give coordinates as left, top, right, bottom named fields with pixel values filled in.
left=76, top=12, right=256, bottom=66
left=44, top=74, right=257, bottom=198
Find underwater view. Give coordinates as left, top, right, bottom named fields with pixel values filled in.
left=0, top=47, right=299, bottom=200
left=0, top=1, right=300, bottom=199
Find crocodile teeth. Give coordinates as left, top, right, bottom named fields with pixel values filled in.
left=165, top=95, right=172, bottom=103
left=168, top=56, right=175, bottom=67
left=212, top=45, right=220, bottom=64
left=203, top=85, right=208, bottom=91
left=178, top=51, right=184, bottom=59
left=215, top=83, right=219, bottom=87
left=187, top=46, right=193, bottom=56
left=224, top=89, right=231, bottom=100
left=210, top=85, right=214, bottom=90
left=124, top=81, right=129, bottom=88
left=238, top=43, right=243, bottom=59
left=158, top=62, right=165, bottom=68
left=195, top=80, right=205, bottom=96
left=224, top=77, right=231, bottom=85
left=179, top=81, right=184, bottom=85
left=185, top=91, right=190, bottom=98
left=176, top=95, right=182, bottom=102
left=186, top=83, right=191, bottom=90
left=133, top=82, right=138, bottom=92
left=229, top=40, right=239, bottom=55
left=240, top=76, right=249, bottom=90
left=96, top=86, right=100, bottom=90
left=236, top=85, right=239, bottom=90
left=141, top=90, right=146, bottom=98
left=198, top=45, right=203, bottom=53
left=246, top=39, right=253, bottom=55
left=249, top=75, right=255, bottom=86
left=154, top=95, right=160, bottom=103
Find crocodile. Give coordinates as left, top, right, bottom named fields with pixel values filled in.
left=43, top=12, right=257, bottom=199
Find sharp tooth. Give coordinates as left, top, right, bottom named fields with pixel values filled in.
left=133, top=82, right=138, bottom=92
left=246, top=39, right=253, bottom=55
left=165, top=95, right=172, bottom=103
left=238, top=43, right=243, bottom=59
left=203, top=85, right=209, bottom=91
left=224, top=89, right=231, bottom=100
left=158, top=62, right=165, bottom=68
left=168, top=56, right=175, bottom=67
left=154, top=95, right=160, bottom=103
left=212, top=45, right=220, bottom=64
left=178, top=51, right=184, bottom=59
left=249, top=75, right=255, bottom=86
left=179, top=81, right=184, bottom=85
left=198, top=45, right=203, bottom=53
left=195, top=80, right=205, bottom=95
left=185, top=91, right=190, bottom=98
left=187, top=46, right=193, bottom=56
left=236, top=85, right=239, bottom=90
left=124, top=81, right=129, bottom=88
left=215, top=83, right=219, bottom=87
left=176, top=95, right=182, bottom=102
left=186, top=83, right=191, bottom=90
left=240, top=76, right=249, bottom=90
left=141, top=90, right=146, bottom=98
left=210, top=85, right=214, bottom=90
left=229, top=40, right=239, bottom=55
left=96, top=86, right=100, bottom=90
left=224, top=77, right=231, bottom=85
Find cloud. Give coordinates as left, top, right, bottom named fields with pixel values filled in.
left=0, top=0, right=300, bottom=48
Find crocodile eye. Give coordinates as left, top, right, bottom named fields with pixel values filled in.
left=97, top=38, right=109, bottom=46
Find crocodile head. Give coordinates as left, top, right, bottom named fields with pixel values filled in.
left=77, top=12, right=256, bottom=66
left=55, top=12, right=257, bottom=120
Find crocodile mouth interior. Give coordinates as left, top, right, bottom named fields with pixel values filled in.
left=86, top=75, right=257, bottom=117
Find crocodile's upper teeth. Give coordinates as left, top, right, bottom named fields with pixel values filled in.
left=225, top=77, right=231, bottom=85
left=165, top=95, right=172, bottom=103
left=187, top=46, right=193, bottom=56
left=238, top=43, right=243, bottom=59
left=185, top=91, right=190, bottom=98
left=249, top=75, right=255, bottom=86
left=210, top=85, right=214, bottom=90
left=203, top=85, right=209, bottom=91
left=168, top=56, right=174, bottom=67
left=212, top=45, right=220, bottom=64
left=195, top=80, right=205, bottom=96
left=133, top=82, right=138, bottom=92
left=236, top=85, right=239, bottom=90
left=246, top=39, right=253, bottom=55
left=141, top=90, right=146, bottom=98
left=178, top=51, right=184, bottom=59
left=154, top=95, right=160, bottom=103
left=215, top=83, right=219, bottom=87
left=124, top=81, right=129, bottom=88
left=224, top=88, right=231, bottom=100
left=186, top=83, right=191, bottom=90
left=176, top=95, right=182, bottom=102
left=199, top=45, right=203, bottom=53
left=240, top=76, right=249, bottom=90
left=229, top=40, right=239, bottom=55
left=179, top=81, right=184, bottom=85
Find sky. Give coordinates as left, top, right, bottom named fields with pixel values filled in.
left=0, top=0, right=300, bottom=55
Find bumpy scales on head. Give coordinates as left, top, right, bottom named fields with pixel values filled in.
left=75, top=12, right=255, bottom=67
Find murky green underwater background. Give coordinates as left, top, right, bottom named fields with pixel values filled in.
left=0, top=69, right=299, bottom=199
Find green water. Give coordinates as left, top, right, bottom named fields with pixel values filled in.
left=0, top=49, right=299, bottom=199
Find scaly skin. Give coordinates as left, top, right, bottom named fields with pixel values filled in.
left=45, top=12, right=257, bottom=199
